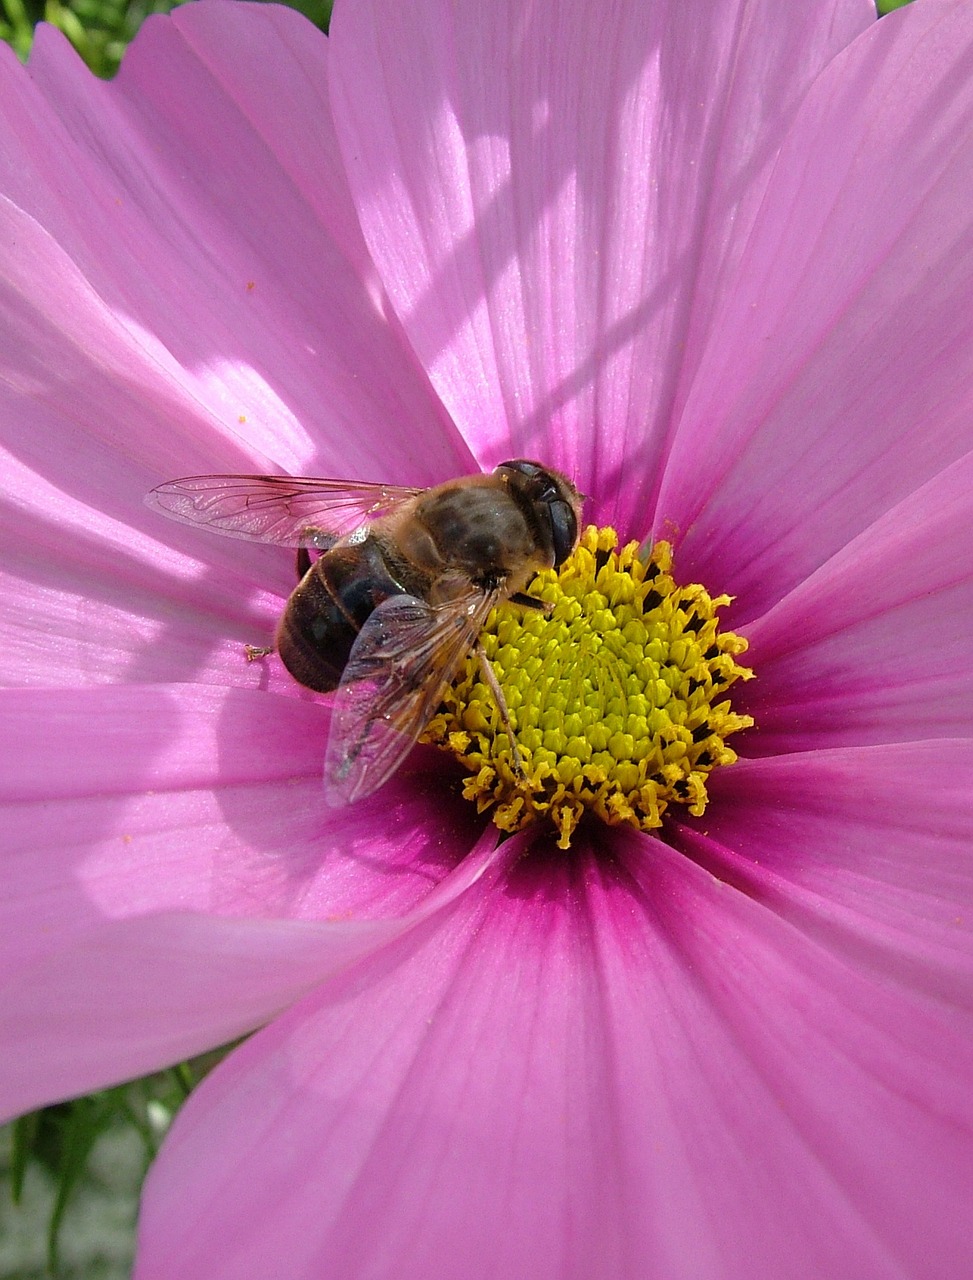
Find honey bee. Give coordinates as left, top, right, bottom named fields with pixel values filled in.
left=147, top=461, right=583, bottom=804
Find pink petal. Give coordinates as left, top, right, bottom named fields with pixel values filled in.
left=0, top=190, right=313, bottom=690
left=678, top=741, right=973, bottom=996
left=1, top=683, right=474, bottom=930
left=0, top=682, right=485, bottom=1119
left=328, top=0, right=871, bottom=523
left=738, top=450, right=973, bottom=750
left=658, top=0, right=973, bottom=618
left=0, top=546, right=294, bottom=693
left=0, top=174, right=484, bottom=699
left=1, top=5, right=466, bottom=503
left=136, top=830, right=973, bottom=1280
left=0, top=912, right=388, bottom=1126
left=0, top=310, right=296, bottom=690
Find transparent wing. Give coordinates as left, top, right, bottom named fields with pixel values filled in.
left=145, top=473, right=424, bottom=547
left=325, top=584, right=501, bottom=805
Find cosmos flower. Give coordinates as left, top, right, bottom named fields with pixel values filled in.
left=3, top=0, right=973, bottom=1276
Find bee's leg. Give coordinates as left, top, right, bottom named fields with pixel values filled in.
left=296, top=546, right=312, bottom=580
left=245, top=644, right=275, bottom=662
left=475, top=643, right=526, bottom=780
left=509, top=591, right=553, bottom=616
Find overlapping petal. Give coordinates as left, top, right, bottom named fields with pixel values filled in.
left=0, top=681, right=486, bottom=1119
left=660, top=0, right=973, bottom=617
left=740, top=449, right=973, bottom=750
left=328, top=0, right=873, bottom=520
left=137, top=829, right=973, bottom=1280
left=678, top=741, right=973, bottom=997
left=3, top=7, right=462, bottom=484
left=0, top=1, right=473, bottom=696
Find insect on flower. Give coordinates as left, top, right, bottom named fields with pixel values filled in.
left=147, top=462, right=583, bottom=803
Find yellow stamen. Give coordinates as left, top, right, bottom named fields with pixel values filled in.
left=422, top=527, right=754, bottom=848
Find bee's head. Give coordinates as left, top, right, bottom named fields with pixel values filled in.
left=495, top=459, right=584, bottom=567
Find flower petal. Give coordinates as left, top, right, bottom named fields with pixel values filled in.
left=679, top=741, right=973, bottom=998
left=329, top=0, right=871, bottom=524
left=0, top=327, right=295, bottom=691
left=0, top=682, right=485, bottom=1119
left=658, top=0, right=973, bottom=616
left=0, top=4, right=466, bottom=519
left=739, top=450, right=973, bottom=750
left=136, top=829, right=973, bottom=1280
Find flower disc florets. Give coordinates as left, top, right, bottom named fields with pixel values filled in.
left=422, top=527, right=755, bottom=848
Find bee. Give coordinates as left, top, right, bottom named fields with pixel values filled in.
left=147, top=460, right=583, bottom=804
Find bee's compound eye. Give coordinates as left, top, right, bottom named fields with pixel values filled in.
left=495, top=458, right=542, bottom=481
left=549, top=499, right=578, bottom=566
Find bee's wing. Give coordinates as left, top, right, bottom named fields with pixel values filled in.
left=325, top=584, right=501, bottom=805
left=146, top=474, right=425, bottom=547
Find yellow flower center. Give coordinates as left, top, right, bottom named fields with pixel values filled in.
left=421, top=526, right=755, bottom=848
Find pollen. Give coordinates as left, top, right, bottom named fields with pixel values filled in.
left=421, top=527, right=754, bottom=849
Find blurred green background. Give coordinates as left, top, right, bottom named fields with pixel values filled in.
left=1, top=0, right=333, bottom=77
left=0, top=0, right=914, bottom=1275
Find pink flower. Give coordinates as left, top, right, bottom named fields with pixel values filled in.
left=3, top=0, right=973, bottom=1276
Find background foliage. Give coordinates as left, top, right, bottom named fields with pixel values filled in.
left=1, top=0, right=333, bottom=76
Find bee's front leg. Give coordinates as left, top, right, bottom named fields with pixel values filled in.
left=509, top=591, right=553, bottom=616
left=475, top=642, right=526, bottom=780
